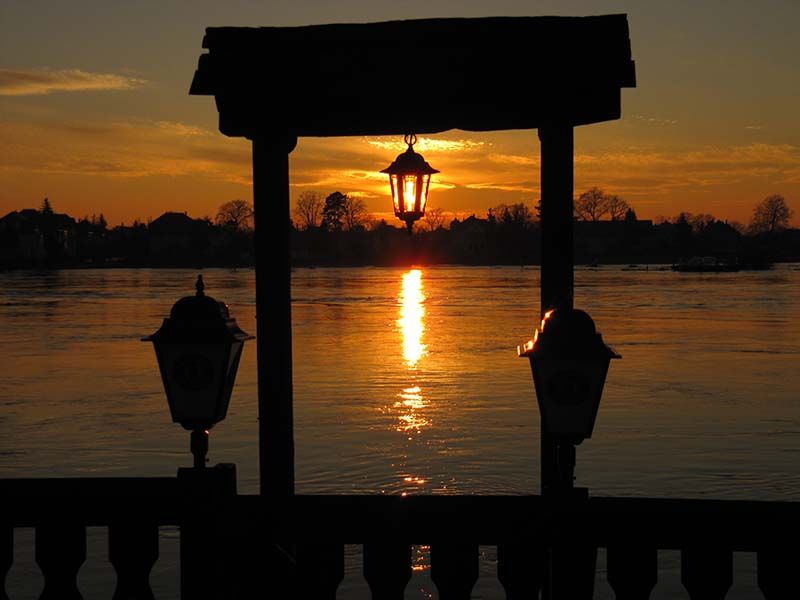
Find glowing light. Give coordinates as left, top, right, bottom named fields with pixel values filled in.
left=398, top=269, right=427, bottom=368
left=403, top=175, right=417, bottom=212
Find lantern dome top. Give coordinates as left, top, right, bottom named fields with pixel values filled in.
left=380, top=144, right=440, bottom=176
left=142, top=275, right=253, bottom=343
left=520, top=308, right=619, bottom=359
left=169, top=275, right=231, bottom=321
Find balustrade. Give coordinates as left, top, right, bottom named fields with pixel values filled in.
left=2, top=479, right=799, bottom=599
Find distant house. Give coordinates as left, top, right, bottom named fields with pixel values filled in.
left=700, top=220, right=741, bottom=255
left=575, top=218, right=654, bottom=263
left=0, top=209, right=76, bottom=266
left=450, top=215, right=490, bottom=263
left=149, top=212, right=210, bottom=264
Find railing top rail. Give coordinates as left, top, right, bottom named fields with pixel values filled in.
left=3, top=477, right=799, bottom=551
left=1, top=477, right=183, bottom=527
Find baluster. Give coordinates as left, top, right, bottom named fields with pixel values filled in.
left=1, top=526, right=11, bottom=600
left=109, top=522, right=158, bottom=600
left=497, top=541, right=545, bottom=599
left=36, top=523, right=86, bottom=600
left=296, top=543, right=344, bottom=600
left=607, top=546, right=657, bottom=600
left=681, top=547, right=732, bottom=600
left=550, top=543, right=597, bottom=600
left=363, top=541, right=411, bottom=600
left=758, top=547, right=799, bottom=599
left=430, top=542, right=478, bottom=600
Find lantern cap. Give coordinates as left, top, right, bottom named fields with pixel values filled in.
left=381, top=144, right=440, bottom=176
left=142, top=275, right=253, bottom=343
left=518, top=308, right=620, bottom=360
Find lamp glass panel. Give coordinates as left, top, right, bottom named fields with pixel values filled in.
left=390, top=174, right=401, bottom=214
left=155, top=342, right=228, bottom=428
left=402, top=174, right=417, bottom=214
left=419, top=173, right=431, bottom=214
left=531, top=357, right=609, bottom=439
left=218, top=341, right=244, bottom=421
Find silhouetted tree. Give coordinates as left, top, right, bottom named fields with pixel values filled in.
left=423, top=207, right=447, bottom=231
left=321, top=191, right=348, bottom=231
left=624, top=208, right=638, bottom=223
left=607, top=194, right=630, bottom=220
left=673, top=213, right=693, bottom=250
left=749, top=194, right=793, bottom=234
left=216, top=199, right=253, bottom=231
left=689, top=213, right=716, bottom=234
left=574, top=187, right=609, bottom=221
left=343, top=195, right=368, bottom=231
left=504, top=203, right=534, bottom=226
left=40, top=197, right=53, bottom=215
left=533, top=199, right=542, bottom=221
left=293, top=191, right=324, bottom=229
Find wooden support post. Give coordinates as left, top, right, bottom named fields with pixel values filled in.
left=251, top=132, right=298, bottom=499
left=538, top=123, right=594, bottom=600
left=537, top=123, right=574, bottom=495
left=538, top=123, right=574, bottom=316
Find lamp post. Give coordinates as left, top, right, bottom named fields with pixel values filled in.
left=381, top=133, right=439, bottom=234
left=143, top=275, right=253, bottom=468
left=518, top=308, right=619, bottom=491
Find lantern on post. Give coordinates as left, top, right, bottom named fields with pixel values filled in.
left=143, top=275, right=253, bottom=468
left=518, top=308, right=620, bottom=445
left=381, top=133, right=440, bottom=234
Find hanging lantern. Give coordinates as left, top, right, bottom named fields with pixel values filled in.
left=381, top=133, right=440, bottom=234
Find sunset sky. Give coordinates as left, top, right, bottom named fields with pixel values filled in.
left=1, top=0, right=798, bottom=227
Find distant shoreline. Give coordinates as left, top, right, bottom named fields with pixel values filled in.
left=3, top=261, right=800, bottom=273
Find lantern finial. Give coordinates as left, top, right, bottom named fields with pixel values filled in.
left=195, top=274, right=205, bottom=296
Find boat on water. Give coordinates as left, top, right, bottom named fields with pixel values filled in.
left=672, top=256, right=739, bottom=272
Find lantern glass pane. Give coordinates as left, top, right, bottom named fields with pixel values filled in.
left=402, top=175, right=417, bottom=214
left=155, top=342, right=229, bottom=429
left=218, top=341, right=243, bottom=422
left=419, top=173, right=431, bottom=214
left=531, top=357, right=610, bottom=440
left=390, top=174, right=401, bottom=214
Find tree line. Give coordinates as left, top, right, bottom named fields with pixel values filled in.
left=0, top=192, right=795, bottom=268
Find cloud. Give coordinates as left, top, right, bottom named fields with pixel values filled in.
left=365, top=137, right=486, bottom=153
left=631, top=114, right=678, bottom=126
left=0, top=118, right=252, bottom=184
left=0, top=69, right=146, bottom=96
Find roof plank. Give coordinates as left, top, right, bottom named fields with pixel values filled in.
left=190, top=16, right=636, bottom=137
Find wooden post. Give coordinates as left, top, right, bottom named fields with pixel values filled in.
left=537, top=123, right=574, bottom=493
left=538, top=123, right=597, bottom=600
left=251, top=132, right=297, bottom=499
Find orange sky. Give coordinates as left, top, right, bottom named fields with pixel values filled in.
left=1, top=1, right=798, bottom=227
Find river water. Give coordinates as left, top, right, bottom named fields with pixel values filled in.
left=2, top=266, right=799, bottom=598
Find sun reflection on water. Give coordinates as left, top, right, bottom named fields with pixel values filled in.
left=398, top=269, right=427, bottom=368
left=392, top=269, right=432, bottom=515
